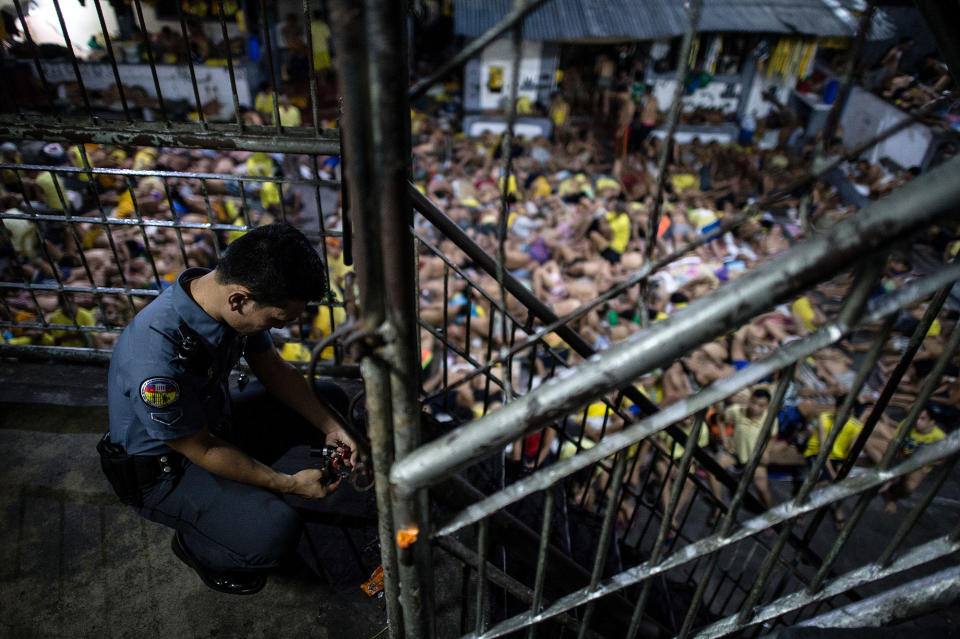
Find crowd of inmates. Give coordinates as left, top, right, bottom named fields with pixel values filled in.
left=2, top=80, right=958, bottom=536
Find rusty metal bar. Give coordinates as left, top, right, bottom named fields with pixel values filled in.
left=736, top=267, right=883, bottom=624
left=51, top=0, right=95, bottom=120
left=301, top=0, right=322, bottom=136
left=328, top=1, right=401, bottom=636
left=0, top=117, right=341, bottom=155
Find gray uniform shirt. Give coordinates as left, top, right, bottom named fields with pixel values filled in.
left=108, top=268, right=271, bottom=455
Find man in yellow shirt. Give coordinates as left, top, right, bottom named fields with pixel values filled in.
left=881, top=407, right=946, bottom=514
left=710, top=387, right=778, bottom=509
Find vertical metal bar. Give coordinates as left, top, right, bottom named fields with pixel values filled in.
left=367, top=0, right=429, bottom=633
left=51, top=0, right=95, bottom=120
left=92, top=0, right=131, bottom=121
left=496, top=3, right=523, bottom=405
left=475, top=518, right=490, bottom=635
left=644, top=0, right=703, bottom=267
left=216, top=0, right=244, bottom=130
left=877, top=454, right=958, bottom=568
left=527, top=486, right=554, bottom=639
left=276, top=179, right=288, bottom=223
left=301, top=0, right=322, bottom=136
left=131, top=0, right=168, bottom=122
left=577, top=449, right=629, bottom=639
left=12, top=0, right=57, bottom=115
left=175, top=0, right=207, bottom=128
left=160, top=176, right=192, bottom=269
left=259, top=0, right=283, bottom=132
left=629, top=409, right=709, bottom=638
left=197, top=179, right=224, bottom=260
left=441, top=261, right=449, bottom=398
left=122, top=176, right=162, bottom=288
left=328, top=2, right=401, bottom=636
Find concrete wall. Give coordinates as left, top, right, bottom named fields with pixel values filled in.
left=840, top=86, right=932, bottom=169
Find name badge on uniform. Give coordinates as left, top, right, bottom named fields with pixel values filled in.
left=140, top=377, right=181, bottom=408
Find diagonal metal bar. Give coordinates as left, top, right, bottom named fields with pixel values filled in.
left=91, top=0, right=130, bottom=120
left=216, top=0, right=244, bottom=130
left=467, top=434, right=960, bottom=639
left=423, top=261, right=960, bottom=540
left=692, top=535, right=960, bottom=639
left=408, top=0, right=551, bottom=101
left=805, top=320, right=960, bottom=594
left=394, top=155, right=960, bottom=500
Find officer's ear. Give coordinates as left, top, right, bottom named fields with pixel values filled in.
left=227, top=288, right=254, bottom=314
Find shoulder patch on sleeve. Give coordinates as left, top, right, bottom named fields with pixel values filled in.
left=140, top=377, right=181, bottom=408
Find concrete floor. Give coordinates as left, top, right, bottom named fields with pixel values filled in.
left=0, top=361, right=387, bottom=639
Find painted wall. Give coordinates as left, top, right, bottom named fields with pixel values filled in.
left=649, top=76, right=743, bottom=115
left=840, top=86, right=932, bottom=169
left=477, top=39, right=549, bottom=111
left=38, top=61, right=250, bottom=119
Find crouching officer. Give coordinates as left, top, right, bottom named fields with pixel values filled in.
left=99, top=223, right=358, bottom=594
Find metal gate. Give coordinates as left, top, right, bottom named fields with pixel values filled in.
left=2, top=1, right=960, bottom=638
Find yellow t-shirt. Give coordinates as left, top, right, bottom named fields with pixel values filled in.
left=47, top=307, right=95, bottom=347
left=804, top=412, right=862, bottom=460
left=259, top=181, right=281, bottom=210
left=36, top=171, right=67, bottom=210
left=670, top=174, right=697, bottom=193
left=277, top=104, right=302, bottom=128
left=791, top=296, right=817, bottom=331
left=659, top=421, right=709, bottom=460
left=725, top=403, right=777, bottom=465
left=279, top=341, right=312, bottom=363
left=897, top=422, right=946, bottom=458
left=605, top=211, right=631, bottom=254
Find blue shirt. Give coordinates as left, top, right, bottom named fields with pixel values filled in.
left=108, top=268, right=272, bottom=455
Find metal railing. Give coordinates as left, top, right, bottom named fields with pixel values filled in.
left=2, top=1, right=960, bottom=638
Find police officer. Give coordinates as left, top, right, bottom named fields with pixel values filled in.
left=103, top=223, right=358, bottom=594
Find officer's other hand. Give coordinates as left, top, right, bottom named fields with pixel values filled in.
left=325, top=428, right=359, bottom=466
left=288, top=468, right=341, bottom=499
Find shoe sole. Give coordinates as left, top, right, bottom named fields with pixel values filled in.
left=171, top=531, right=267, bottom=595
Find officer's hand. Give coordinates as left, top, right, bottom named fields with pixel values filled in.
left=324, top=428, right=359, bottom=467
left=288, top=468, right=341, bottom=499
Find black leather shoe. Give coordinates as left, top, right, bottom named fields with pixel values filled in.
left=171, top=531, right=267, bottom=595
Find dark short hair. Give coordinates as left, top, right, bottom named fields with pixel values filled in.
left=215, top=223, right=327, bottom=307
left=751, top=388, right=772, bottom=402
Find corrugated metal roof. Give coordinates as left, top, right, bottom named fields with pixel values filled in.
left=699, top=0, right=852, bottom=36
left=454, top=0, right=856, bottom=41
left=453, top=0, right=687, bottom=42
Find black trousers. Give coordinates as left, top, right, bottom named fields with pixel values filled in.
left=136, top=380, right=371, bottom=577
